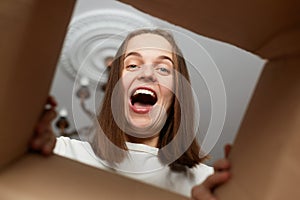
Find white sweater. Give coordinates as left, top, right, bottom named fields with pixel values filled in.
left=54, top=136, right=213, bottom=197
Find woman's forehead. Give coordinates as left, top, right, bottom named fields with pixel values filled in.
left=125, top=33, right=173, bottom=53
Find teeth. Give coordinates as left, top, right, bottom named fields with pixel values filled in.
left=133, top=89, right=155, bottom=97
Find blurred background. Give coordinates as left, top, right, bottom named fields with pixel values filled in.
left=50, top=0, right=265, bottom=165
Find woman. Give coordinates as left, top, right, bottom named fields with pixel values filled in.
left=31, top=29, right=230, bottom=199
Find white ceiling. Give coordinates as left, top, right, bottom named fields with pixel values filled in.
left=50, top=0, right=265, bottom=165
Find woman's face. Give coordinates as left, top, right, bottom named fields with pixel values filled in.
left=121, top=33, right=174, bottom=138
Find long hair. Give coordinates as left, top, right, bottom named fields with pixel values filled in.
left=93, top=29, right=206, bottom=171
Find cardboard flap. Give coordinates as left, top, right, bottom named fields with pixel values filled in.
left=0, top=154, right=188, bottom=200
left=118, top=1, right=300, bottom=199
left=120, top=0, right=300, bottom=58
left=215, top=58, right=300, bottom=199
left=0, top=0, right=75, bottom=169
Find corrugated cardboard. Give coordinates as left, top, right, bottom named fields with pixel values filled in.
left=120, top=0, right=300, bottom=59
left=0, top=1, right=188, bottom=199
left=1, top=0, right=299, bottom=199
left=0, top=154, right=187, bottom=200
left=119, top=0, right=300, bottom=199
left=215, top=58, right=300, bottom=199
left=0, top=0, right=75, bottom=169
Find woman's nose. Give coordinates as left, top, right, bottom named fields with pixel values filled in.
left=138, top=65, right=157, bottom=82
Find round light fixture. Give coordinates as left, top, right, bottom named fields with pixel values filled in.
left=58, top=9, right=155, bottom=86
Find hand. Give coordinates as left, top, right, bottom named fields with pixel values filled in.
left=29, top=96, right=58, bottom=156
left=191, top=144, right=232, bottom=200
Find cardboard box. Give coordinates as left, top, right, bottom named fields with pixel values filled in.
left=1, top=0, right=299, bottom=199
left=0, top=0, right=76, bottom=169
left=119, top=0, right=300, bottom=199
left=0, top=154, right=187, bottom=200
left=215, top=58, right=300, bottom=199
left=0, top=1, right=188, bottom=199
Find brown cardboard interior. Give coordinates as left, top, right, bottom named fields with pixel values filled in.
left=215, top=58, right=300, bottom=199
left=0, top=154, right=188, bottom=200
left=120, top=0, right=300, bottom=59
left=0, top=1, right=188, bottom=199
left=1, top=0, right=300, bottom=199
left=0, top=0, right=75, bottom=169
left=119, top=0, right=300, bottom=199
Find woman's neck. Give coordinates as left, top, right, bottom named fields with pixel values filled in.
left=125, top=134, right=159, bottom=148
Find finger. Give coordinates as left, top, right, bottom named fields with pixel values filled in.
left=191, top=171, right=231, bottom=200
left=213, top=159, right=231, bottom=172
left=31, top=128, right=54, bottom=150
left=203, top=171, right=231, bottom=190
left=191, top=184, right=217, bottom=200
left=35, top=109, right=57, bottom=134
left=41, top=134, right=56, bottom=156
left=30, top=131, right=56, bottom=156
left=224, top=144, right=232, bottom=158
left=46, top=96, right=57, bottom=107
left=41, top=107, right=57, bottom=121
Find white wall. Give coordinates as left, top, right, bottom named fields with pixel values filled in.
left=50, top=0, right=265, bottom=165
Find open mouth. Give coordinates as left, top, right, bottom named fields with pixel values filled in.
left=130, top=87, right=158, bottom=113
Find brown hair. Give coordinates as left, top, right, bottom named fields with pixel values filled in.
left=93, top=29, right=206, bottom=171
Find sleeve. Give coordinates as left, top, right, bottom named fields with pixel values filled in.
left=53, top=136, right=68, bottom=157
left=193, top=163, right=214, bottom=185
left=53, top=136, right=105, bottom=169
left=53, top=136, right=82, bottom=161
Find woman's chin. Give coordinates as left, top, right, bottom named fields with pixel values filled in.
left=125, top=118, right=162, bottom=138
left=128, top=118, right=152, bottom=130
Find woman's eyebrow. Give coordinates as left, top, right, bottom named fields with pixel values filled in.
left=157, top=55, right=174, bottom=65
left=124, top=52, right=174, bottom=65
left=124, top=52, right=142, bottom=59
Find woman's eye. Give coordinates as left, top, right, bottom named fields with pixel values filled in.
left=126, top=64, right=139, bottom=71
left=156, top=66, right=171, bottom=75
